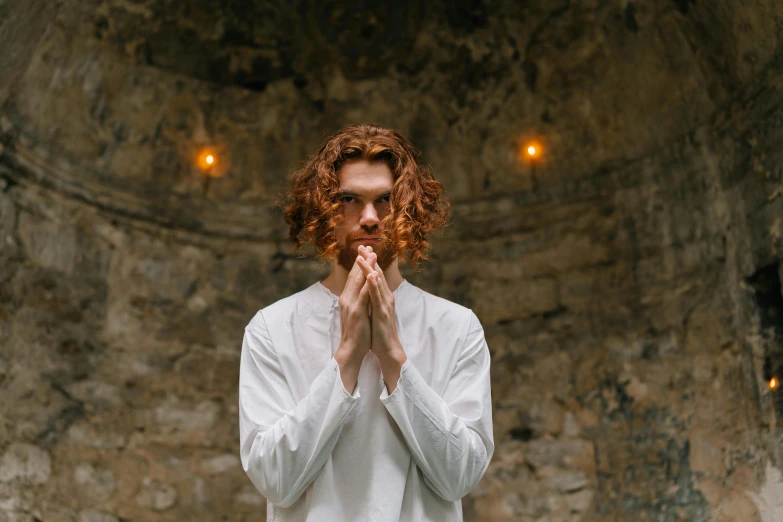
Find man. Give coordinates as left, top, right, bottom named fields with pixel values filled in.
left=238, top=124, right=494, bottom=521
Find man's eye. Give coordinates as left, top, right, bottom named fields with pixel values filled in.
left=340, top=195, right=390, bottom=203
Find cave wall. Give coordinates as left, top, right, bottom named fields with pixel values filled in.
left=1, top=1, right=783, bottom=521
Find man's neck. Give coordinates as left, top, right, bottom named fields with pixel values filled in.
left=321, top=258, right=404, bottom=297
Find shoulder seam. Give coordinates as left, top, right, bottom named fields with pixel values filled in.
left=245, top=310, right=271, bottom=339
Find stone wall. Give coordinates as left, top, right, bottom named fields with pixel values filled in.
left=2, top=1, right=783, bottom=521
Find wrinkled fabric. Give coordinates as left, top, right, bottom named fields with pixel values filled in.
left=238, top=279, right=494, bottom=522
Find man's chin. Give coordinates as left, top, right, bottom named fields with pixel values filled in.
left=337, top=243, right=394, bottom=272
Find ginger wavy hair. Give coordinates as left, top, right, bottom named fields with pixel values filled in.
left=280, top=124, right=450, bottom=268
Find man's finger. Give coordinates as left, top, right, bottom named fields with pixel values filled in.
left=347, top=246, right=367, bottom=283
left=365, top=253, right=390, bottom=294
left=358, top=277, right=371, bottom=304
left=356, top=246, right=389, bottom=297
left=368, top=273, right=383, bottom=306
left=358, top=245, right=372, bottom=258
left=357, top=254, right=376, bottom=277
left=359, top=245, right=376, bottom=264
left=342, top=264, right=365, bottom=301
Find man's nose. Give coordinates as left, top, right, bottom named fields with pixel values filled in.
left=359, top=203, right=380, bottom=227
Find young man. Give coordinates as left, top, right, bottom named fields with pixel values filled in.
left=238, top=124, right=494, bottom=521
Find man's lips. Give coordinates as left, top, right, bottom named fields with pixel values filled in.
left=354, top=237, right=379, bottom=241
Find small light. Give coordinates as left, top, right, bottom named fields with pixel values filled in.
left=196, top=147, right=221, bottom=173
left=519, top=140, right=543, bottom=162
left=770, top=377, right=779, bottom=390
left=194, top=144, right=230, bottom=185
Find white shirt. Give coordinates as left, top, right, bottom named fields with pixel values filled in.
left=238, top=279, right=494, bottom=522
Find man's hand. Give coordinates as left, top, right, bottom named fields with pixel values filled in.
left=334, top=251, right=373, bottom=393
left=337, top=251, right=372, bottom=357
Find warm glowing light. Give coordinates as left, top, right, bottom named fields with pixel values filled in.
left=194, top=144, right=230, bottom=184
left=196, top=147, right=222, bottom=175
left=519, top=140, right=543, bottom=162
left=770, top=377, right=780, bottom=390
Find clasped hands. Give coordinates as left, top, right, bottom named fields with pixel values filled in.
left=354, top=245, right=404, bottom=360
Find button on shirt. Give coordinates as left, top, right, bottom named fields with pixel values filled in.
left=238, top=279, right=494, bottom=522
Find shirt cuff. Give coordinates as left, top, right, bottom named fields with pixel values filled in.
left=378, top=358, right=414, bottom=402
left=332, top=356, right=362, bottom=401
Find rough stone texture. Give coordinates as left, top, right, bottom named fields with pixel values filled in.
left=0, top=444, right=51, bottom=486
left=2, top=0, right=783, bottom=521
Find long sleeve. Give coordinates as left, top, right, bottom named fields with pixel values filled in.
left=379, top=310, right=495, bottom=502
left=238, top=311, right=360, bottom=508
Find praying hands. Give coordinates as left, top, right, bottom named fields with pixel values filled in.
left=356, top=245, right=408, bottom=392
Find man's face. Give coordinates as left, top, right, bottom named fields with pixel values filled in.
left=334, top=159, right=396, bottom=272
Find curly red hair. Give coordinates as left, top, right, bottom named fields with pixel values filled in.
left=280, top=124, right=450, bottom=268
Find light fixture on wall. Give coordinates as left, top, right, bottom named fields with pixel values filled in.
left=518, top=138, right=544, bottom=190
left=195, top=145, right=229, bottom=196
left=197, top=147, right=219, bottom=172
left=769, top=377, right=780, bottom=391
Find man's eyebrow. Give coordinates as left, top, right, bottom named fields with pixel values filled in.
left=338, top=190, right=392, bottom=198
